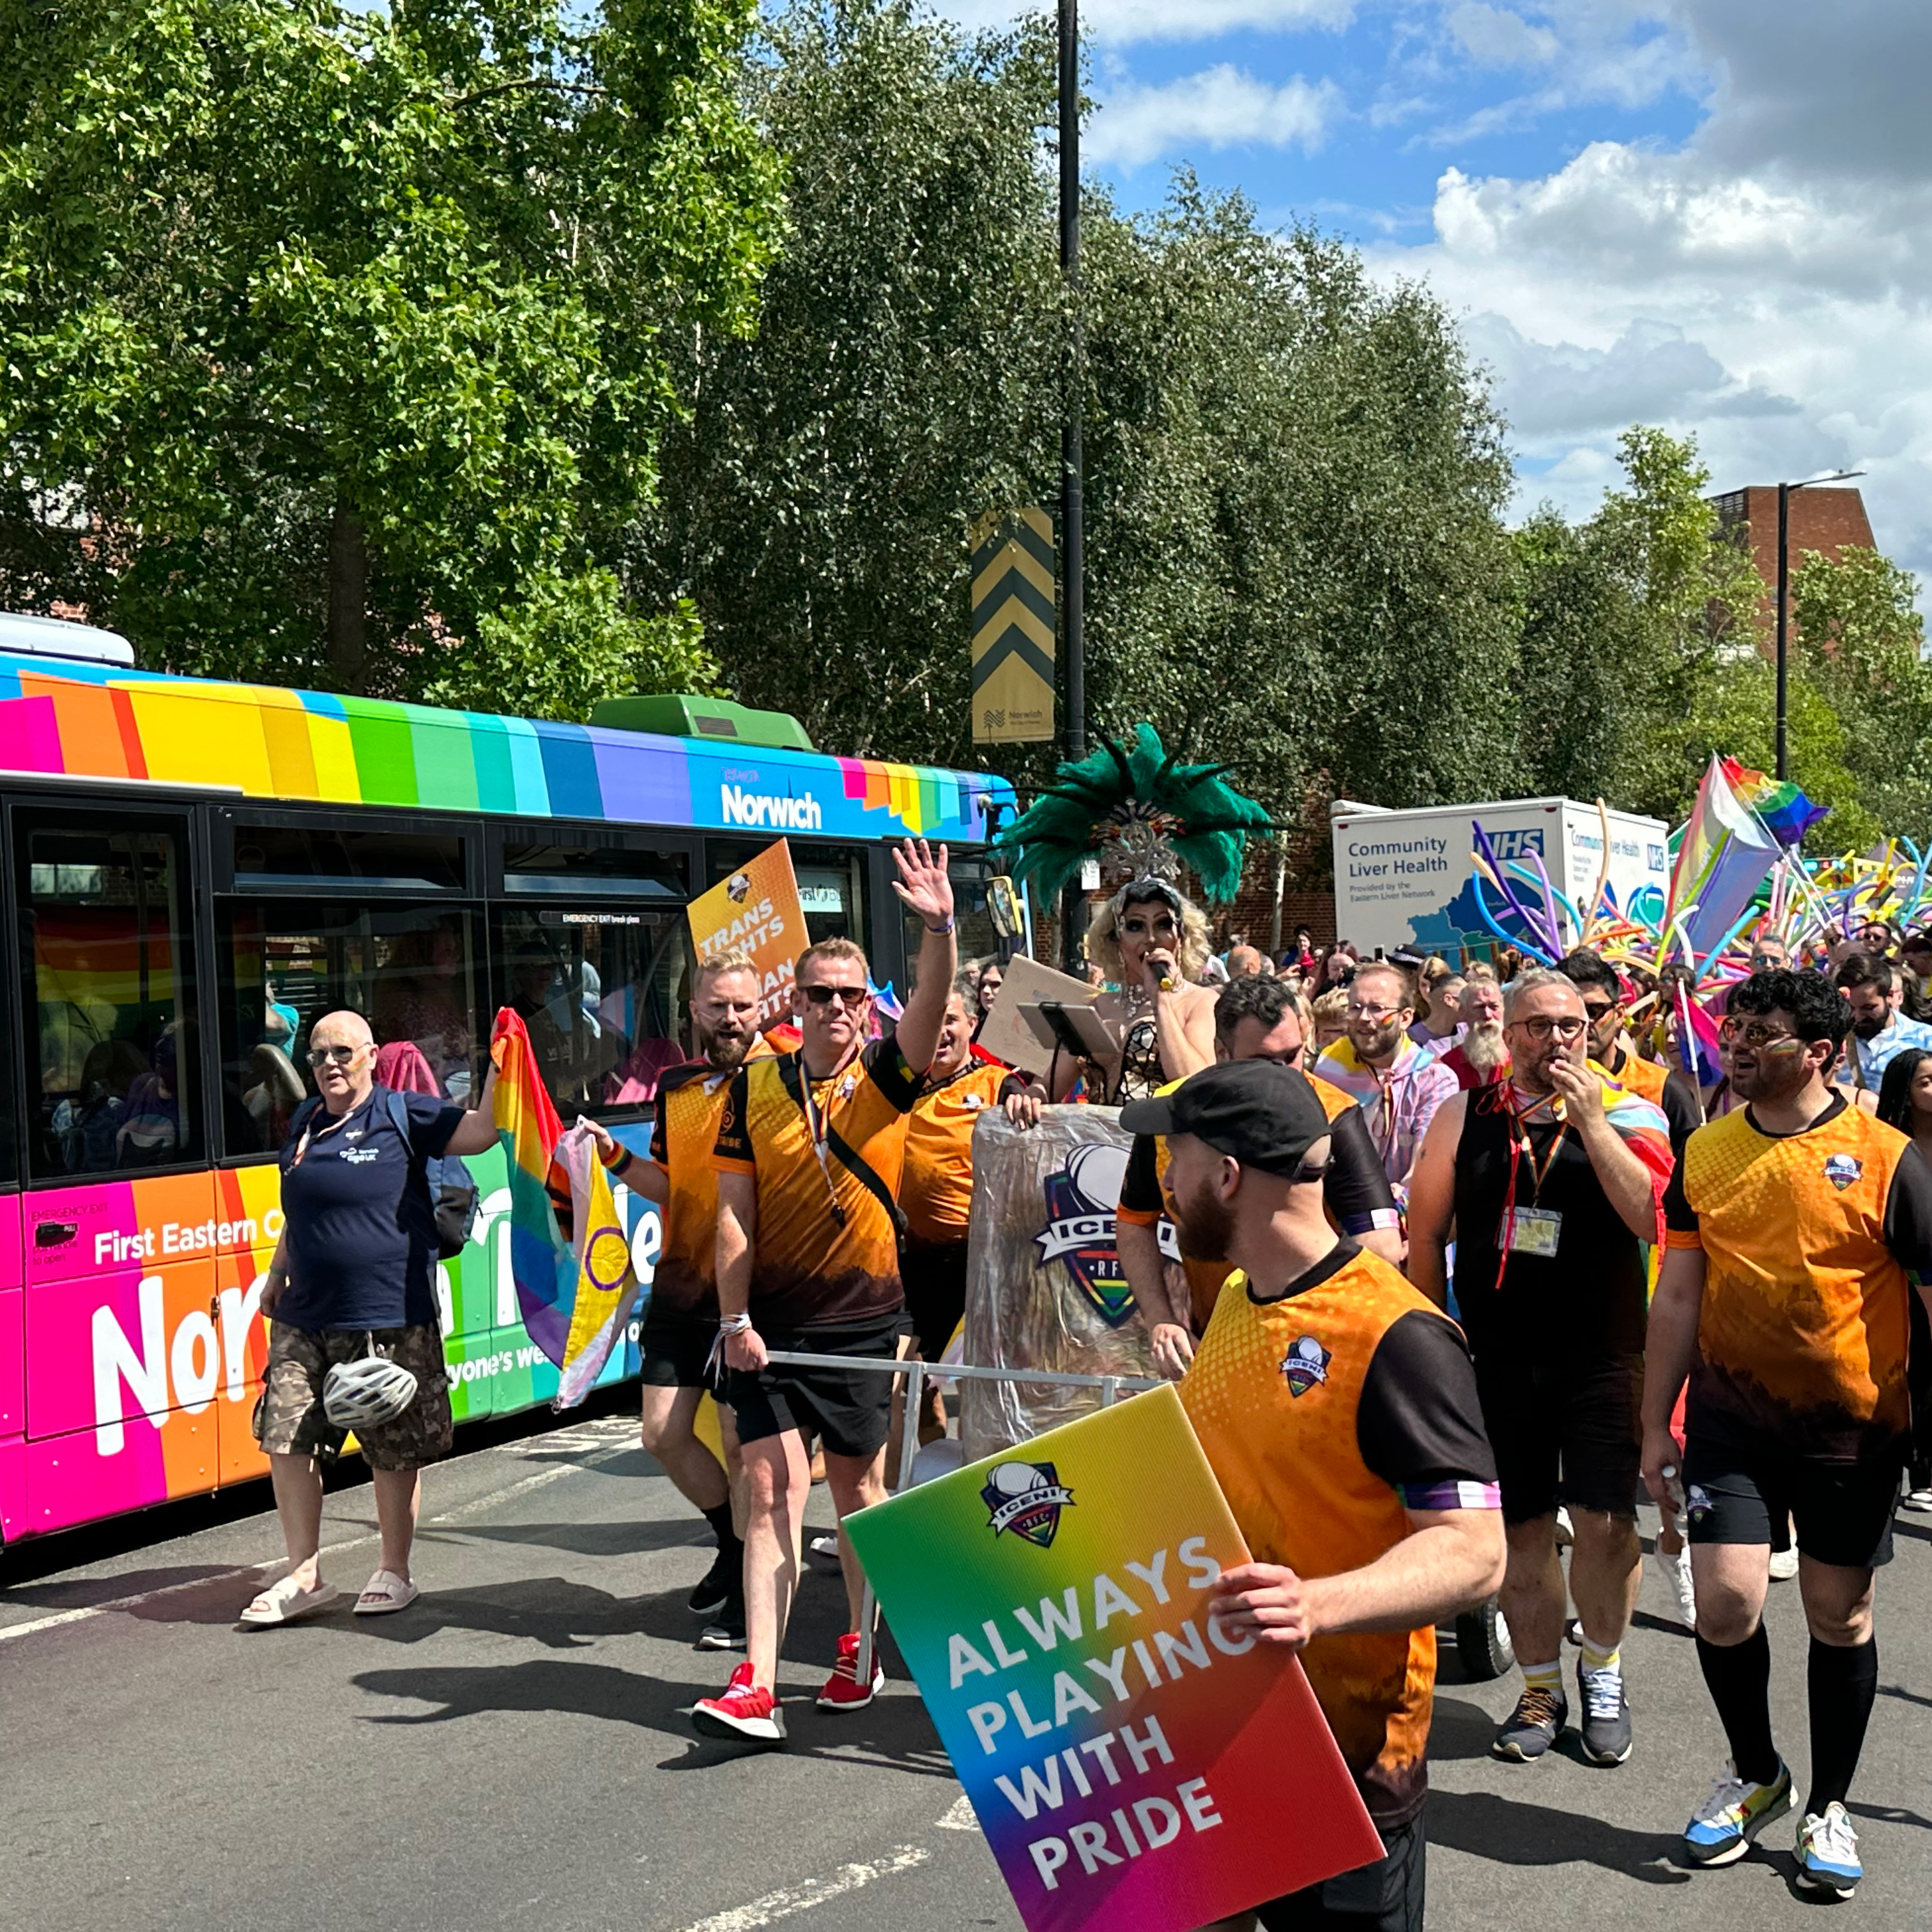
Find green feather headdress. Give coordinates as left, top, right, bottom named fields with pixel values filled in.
left=993, top=723, right=1273, bottom=906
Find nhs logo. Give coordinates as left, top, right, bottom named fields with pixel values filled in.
left=719, top=783, right=824, bottom=832
left=1489, top=829, right=1545, bottom=859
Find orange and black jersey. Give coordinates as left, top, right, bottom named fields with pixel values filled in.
left=1118, top=1071, right=1399, bottom=1307
left=1664, top=1094, right=1932, bottom=1463
left=1181, top=1241, right=1498, bottom=1828
left=641, top=1041, right=774, bottom=1327
left=900, top=1060, right=1009, bottom=1246
left=714, top=1033, right=921, bottom=1330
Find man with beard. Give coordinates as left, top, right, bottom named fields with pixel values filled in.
left=1560, top=948, right=1701, bottom=1135
left=1833, top=954, right=1932, bottom=1096
left=1436, top=966, right=1508, bottom=1091
left=586, top=952, right=771, bottom=1648
left=1315, top=961, right=1459, bottom=1203
left=1122, top=1061, right=1502, bottom=1932
left=1407, top=970, right=1676, bottom=1769
left=1643, top=969, right=1932, bottom=1897
left=1117, top=972, right=1401, bottom=1378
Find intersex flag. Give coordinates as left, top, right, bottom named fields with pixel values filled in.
left=489, top=1009, right=640, bottom=1407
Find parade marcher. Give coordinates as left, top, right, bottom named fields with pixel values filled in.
left=1408, top=970, right=1675, bottom=1767
left=1643, top=969, right=1932, bottom=1896
left=1315, top=961, right=1459, bottom=1204
left=1834, top=953, right=1932, bottom=1096
left=1123, top=1061, right=1503, bottom=1932
left=1434, top=967, right=1508, bottom=1091
left=1117, top=972, right=1402, bottom=1379
left=583, top=952, right=770, bottom=1650
left=1560, top=948, right=1701, bottom=1135
left=1227, top=944, right=1268, bottom=979
left=1874, top=1048, right=1932, bottom=1514
left=1310, top=986, right=1350, bottom=1057
left=893, top=979, right=1037, bottom=1445
left=242, top=1009, right=501, bottom=1625
left=691, top=839, right=958, bottom=1745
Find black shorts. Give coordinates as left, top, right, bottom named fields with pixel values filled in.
left=1473, top=1354, right=1643, bottom=1524
left=902, top=1239, right=969, bottom=1361
left=639, top=1319, right=717, bottom=1391
left=1258, top=1811, right=1423, bottom=1931
left=1683, top=1436, right=1900, bottom=1570
left=726, top=1314, right=906, bottom=1460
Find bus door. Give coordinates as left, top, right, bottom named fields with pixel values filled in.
left=484, top=822, right=696, bottom=1413
left=8, top=799, right=220, bottom=1535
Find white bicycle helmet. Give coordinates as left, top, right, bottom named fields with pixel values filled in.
left=323, top=1348, right=420, bottom=1430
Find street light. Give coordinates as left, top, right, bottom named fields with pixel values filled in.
left=1774, top=468, right=1864, bottom=781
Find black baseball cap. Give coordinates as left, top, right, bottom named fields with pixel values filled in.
left=1118, top=1060, right=1333, bottom=1179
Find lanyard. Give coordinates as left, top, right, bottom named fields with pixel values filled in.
left=291, top=1097, right=369, bottom=1168
left=1504, top=1086, right=1568, bottom=1203
left=793, top=1052, right=853, bottom=1230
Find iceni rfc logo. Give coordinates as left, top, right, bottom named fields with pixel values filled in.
left=1280, top=1335, right=1331, bottom=1397
left=982, top=1460, right=1076, bottom=1547
left=1823, top=1153, right=1863, bottom=1191
left=1034, top=1144, right=1135, bottom=1326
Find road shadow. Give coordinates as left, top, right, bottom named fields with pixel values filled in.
left=424, top=1517, right=710, bottom=1560
left=1850, top=1798, right=1932, bottom=1832
left=1425, top=1787, right=1692, bottom=1885
left=349, top=1656, right=954, bottom=1775
left=1, top=1562, right=249, bottom=1616
left=1429, top=1694, right=1504, bottom=1762
left=1878, top=1679, right=1932, bottom=1712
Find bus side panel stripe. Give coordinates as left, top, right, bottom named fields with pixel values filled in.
left=468, top=713, right=519, bottom=814
left=346, top=702, right=419, bottom=805
left=410, top=711, right=480, bottom=812
left=533, top=723, right=602, bottom=819
left=502, top=715, right=551, bottom=814
left=0, top=694, right=63, bottom=772
left=590, top=734, right=690, bottom=827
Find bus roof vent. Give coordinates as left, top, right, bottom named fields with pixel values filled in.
left=591, top=693, right=815, bottom=754
left=0, top=611, right=136, bottom=666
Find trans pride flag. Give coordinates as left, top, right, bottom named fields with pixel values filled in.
left=490, top=1009, right=641, bottom=1407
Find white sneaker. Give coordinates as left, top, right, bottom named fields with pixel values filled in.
left=1768, top=1546, right=1799, bottom=1581
left=1652, top=1545, right=1696, bottom=1632
left=1795, top=1802, right=1862, bottom=1897
left=1901, top=1487, right=1932, bottom=1513
left=1554, top=1506, right=1575, bottom=1548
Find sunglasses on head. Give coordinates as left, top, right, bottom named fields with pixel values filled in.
left=801, top=985, right=868, bottom=1009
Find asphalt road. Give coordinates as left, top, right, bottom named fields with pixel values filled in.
left=4, top=1406, right=1931, bottom=1931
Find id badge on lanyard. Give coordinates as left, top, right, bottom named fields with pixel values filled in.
left=1499, top=1208, right=1563, bottom=1258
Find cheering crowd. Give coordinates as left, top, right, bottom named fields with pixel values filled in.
left=241, top=839, right=1932, bottom=1931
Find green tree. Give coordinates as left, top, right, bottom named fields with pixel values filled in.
left=0, top=0, right=781, bottom=712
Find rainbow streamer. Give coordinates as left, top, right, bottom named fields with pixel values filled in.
left=489, top=1009, right=638, bottom=1403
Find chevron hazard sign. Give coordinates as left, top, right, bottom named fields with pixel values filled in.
left=970, top=507, right=1055, bottom=745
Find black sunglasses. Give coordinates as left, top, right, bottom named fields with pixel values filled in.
left=801, top=985, right=868, bottom=1009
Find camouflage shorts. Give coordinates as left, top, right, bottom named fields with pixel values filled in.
left=253, top=1322, right=454, bottom=1471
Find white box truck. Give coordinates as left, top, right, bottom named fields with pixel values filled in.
left=1330, top=795, right=1671, bottom=963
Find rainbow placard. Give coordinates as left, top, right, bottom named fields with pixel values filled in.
left=843, top=1386, right=1383, bottom=1932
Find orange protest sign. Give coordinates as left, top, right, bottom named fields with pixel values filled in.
left=686, top=838, right=809, bottom=1029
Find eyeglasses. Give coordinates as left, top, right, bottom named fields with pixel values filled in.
left=1510, top=1015, right=1587, bottom=1040
left=1346, top=1001, right=1402, bottom=1020
left=801, top=985, right=868, bottom=1010
left=307, top=1044, right=361, bottom=1067
left=1719, top=1018, right=1800, bottom=1048
left=1581, top=1003, right=1618, bottom=1025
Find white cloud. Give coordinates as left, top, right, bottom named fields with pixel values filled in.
left=1444, top=3, right=1558, bottom=69
left=1085, top=65, right=1340, bottom=167
left=941, top=0, right=1355, bottom=43
left=1367, top=0, right=1932, bottom=604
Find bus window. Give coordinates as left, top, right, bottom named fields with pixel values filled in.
left=217, top=905, right=482, bottom=1156
left=17, top=809, right=203, bottom=1179
left=230, top=822, right=468, bottom=892
left=492, top=908, right=693, bottom=1116
left=707, top=841, right=869, bottom=947
left=502, top=835, right=688, bottom=900
left=902, top=857, right=1012, bottom=992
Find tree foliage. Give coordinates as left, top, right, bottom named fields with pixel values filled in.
left=0, top=0, right=781, bottom=710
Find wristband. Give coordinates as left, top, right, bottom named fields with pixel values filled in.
left=597, top=1140, right=632, bottom=1175
left=718, top=1313, right=754, bottom=1335
left=924, top=916, right=955, bottom=935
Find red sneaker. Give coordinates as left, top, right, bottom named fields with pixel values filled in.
left=691, top=1661, right=786, bottom=1744
left=817, top=1631, right=885, bottom=1711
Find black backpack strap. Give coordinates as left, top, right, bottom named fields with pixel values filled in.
left=825, top=1126, right=910, bottom=1247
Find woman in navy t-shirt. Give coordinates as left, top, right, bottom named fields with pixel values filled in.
left=241, top=1009, right=500, bottom=1627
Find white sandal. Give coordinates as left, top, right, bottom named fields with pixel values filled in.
left=239, top=1574, right=340, bottom=1627
left=354, top=1568, right=419, bottom=1615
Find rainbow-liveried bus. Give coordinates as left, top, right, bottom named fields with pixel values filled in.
left=0, top=613, right=1018, bottom=1548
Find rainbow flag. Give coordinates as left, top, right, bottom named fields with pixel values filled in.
left=1722, top=756, right=1825, bottom=850
left=489, top=1009, right=639, bottom=1405
left=1665, top=755, right=1781, bottom=966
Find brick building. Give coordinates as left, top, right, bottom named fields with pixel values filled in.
left=1710, top=484, right=1876, bottom=648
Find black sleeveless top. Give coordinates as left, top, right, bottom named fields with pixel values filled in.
left=1450, top=1085, right=1649, bottom=1363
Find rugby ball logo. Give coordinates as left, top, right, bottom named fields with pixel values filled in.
left=1280, top=1335, right=1331, bottom=1397
left=1823, top=1153, right=1862, bottom=1191
left=981, top=1459, right=1075, bottom=1547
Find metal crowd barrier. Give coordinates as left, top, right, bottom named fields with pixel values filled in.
left=760, top=1351, right=1163, bottom=1686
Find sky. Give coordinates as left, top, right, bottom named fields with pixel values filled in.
left=938, top=0, right=1932, bottom=595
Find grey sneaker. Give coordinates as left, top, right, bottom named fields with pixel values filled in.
left=1492, top=1684, right=1568, bottom=1761
left=696, top=1597, right=746, bottom=1651
left=1576, top=1659, right=1632, bottom=1765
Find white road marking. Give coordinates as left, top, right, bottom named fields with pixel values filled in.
left=0, top=1433, right=634, bottom=1645
left=935, top=1795, right=979, bottom=1832
left=680, top=1847, right=930, bottom=1931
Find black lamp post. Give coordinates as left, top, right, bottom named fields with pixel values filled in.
left=1774, top=469, right=1864, bottom=781
left=1059, top=0, right=1085, bottom=969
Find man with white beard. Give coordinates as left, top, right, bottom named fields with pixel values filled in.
left=1436, top=966, right=1509, bottom=1091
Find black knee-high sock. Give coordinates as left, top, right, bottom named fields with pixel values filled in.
left=1807, top=1636, right=1878, bottom=1815
left=702, top=1501, right=742, bottom=1556
left=1696, top=1625, right=1779, bottom=1786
